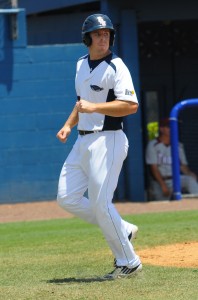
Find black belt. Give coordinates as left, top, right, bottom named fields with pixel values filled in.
left=163, top=176, right=172, bottom=180
left=78, top=130, right=102, bottom=136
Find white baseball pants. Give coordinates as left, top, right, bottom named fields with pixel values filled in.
left=57, top=130, right=141, bottom=268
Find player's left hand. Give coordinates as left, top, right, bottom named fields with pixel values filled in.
left=76, top=99, right=95, bottom=113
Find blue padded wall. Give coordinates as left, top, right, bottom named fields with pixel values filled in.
left=0, top=10, right=87, bottom=203
left=0, top=43, right=87, bottom=203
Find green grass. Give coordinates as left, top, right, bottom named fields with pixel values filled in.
left=0, top=210, right=197, bottom=300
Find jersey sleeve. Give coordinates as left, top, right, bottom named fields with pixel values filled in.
left=113, top=60, right=138, bottom=103
left=145, top=140, right=158, bottom=164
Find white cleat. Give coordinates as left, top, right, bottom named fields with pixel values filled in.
left=129, top=224, right=138, bottom=241
left=104, top=263, right=143, bottom=280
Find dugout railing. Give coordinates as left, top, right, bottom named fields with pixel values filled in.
left=170, top=98, right=198, bottom=200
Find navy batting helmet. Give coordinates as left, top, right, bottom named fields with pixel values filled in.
left=82, top=14, right=115, bottom=47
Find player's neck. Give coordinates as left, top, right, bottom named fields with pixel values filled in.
left=159, top=135, right=170, bottom=146
left=89, top=49, right=111, bottom=60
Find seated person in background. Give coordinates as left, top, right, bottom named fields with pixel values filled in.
left=145, top=118, right=198, bottom=200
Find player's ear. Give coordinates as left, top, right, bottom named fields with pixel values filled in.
left=110, top=31, right=115, bottom=46
left=82, top=33, right=92, bottom=47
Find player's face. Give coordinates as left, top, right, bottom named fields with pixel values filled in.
left=160, top=125, right=170, bottom=137
left=90, top=29, right=110, bottom=56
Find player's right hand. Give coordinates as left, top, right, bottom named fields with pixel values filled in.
left=56, top=126, right=71, bottom=143
left=161, top=184, right=171, bottom=197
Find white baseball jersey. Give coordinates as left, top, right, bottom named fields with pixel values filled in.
left=75, top=52, right=138, bottom=131
left=146, top=138, right=188, bottom=177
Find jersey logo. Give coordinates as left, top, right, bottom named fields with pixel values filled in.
left=97, top=16, right=106, bottom=27
left=90, top=85, right=104, bottom=92
left=125, top=89, right=135, bottom=96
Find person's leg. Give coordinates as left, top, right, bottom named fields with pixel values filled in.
left=151, top=180, right=171, bottom=200
left=57, top=136, right=139, bottom=234
left=57, top=137, right=96, bottom=224
left=181, top=175, right=198, bottom=194
left=86, top=130, right=141, bottom=268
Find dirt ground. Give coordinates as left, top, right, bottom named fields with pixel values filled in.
left=138, top=241, right=198, bottom=268
left=0, top=198, right=198, bottom=268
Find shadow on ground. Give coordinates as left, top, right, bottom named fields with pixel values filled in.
left=47, top=276, right=110, bottom=284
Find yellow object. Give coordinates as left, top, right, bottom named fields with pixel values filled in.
left=147, top=122, right=159, bottom=140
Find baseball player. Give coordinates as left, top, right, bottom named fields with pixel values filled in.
left=146, top=118, right=198, bottom=200
left=56, top=13, right=142, bottom=279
